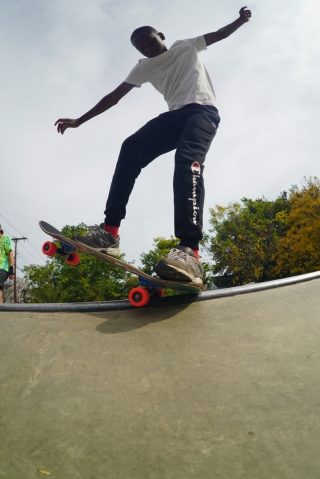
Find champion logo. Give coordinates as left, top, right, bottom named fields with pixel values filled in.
left=189, top=162, right=201, bottom=225
left=191, top=162, right=201, bottom=174
left=212, top=122, right=217, bottom=129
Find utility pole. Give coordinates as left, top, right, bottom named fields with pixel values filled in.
left=12, top=237, right=27, bottom=303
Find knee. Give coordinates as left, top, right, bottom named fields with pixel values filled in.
left=120, top=134, right=139, bottom=155
left=115, top=135, right=142, bottom=178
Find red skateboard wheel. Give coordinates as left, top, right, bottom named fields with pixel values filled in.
left=42, top=241, right=57, bottom=257
left=154, top=288, right=164, bottom=298
left=128, top=287, right=150, bottom=307
left=66, top=252, right=80, bottom=266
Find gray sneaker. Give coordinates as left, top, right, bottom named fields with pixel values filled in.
left=72, top=225, right=120, bottom=256
left=154, top=246, right=203, bottom=284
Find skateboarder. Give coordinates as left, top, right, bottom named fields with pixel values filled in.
left=55, top=6, right=252, bottom=284
left=0, top=226, right=14, bottom=303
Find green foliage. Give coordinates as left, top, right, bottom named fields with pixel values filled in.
left=61, top=223, right=88, bottom=238
left=25, top=176, right=320, bottom=302
left=207, top=193, right=290, bottom=285
left=206, top=177, right=320, bottom=285
left=23, top=224, right=137, bottom=303
left=272, top=177, right=320, bottom=277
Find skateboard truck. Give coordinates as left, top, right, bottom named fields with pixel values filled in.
left=128, top=276, right=164, bottom=307
left=42, top=240, right=80, bottom=266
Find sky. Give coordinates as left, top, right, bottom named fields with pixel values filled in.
left=1, top=0, right=319, bottom=274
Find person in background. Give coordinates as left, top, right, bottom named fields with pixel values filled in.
left=0, top=225, right=14, bottom=303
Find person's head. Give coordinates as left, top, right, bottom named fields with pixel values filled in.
left=0, top=225, right=3, bottom=236
left=131, top=26, right=167, bottom=58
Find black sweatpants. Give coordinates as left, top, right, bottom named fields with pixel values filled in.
left=104, top=103, right=220, bottom=250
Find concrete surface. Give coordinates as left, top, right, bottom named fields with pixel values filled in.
left=1, top=278, right=320, bottom=478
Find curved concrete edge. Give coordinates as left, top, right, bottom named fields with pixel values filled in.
left=200, top=269, right=320, bottom=299
left=1, top=270, right=320, bottom=312
left=0, top=299, right=132, bottom=312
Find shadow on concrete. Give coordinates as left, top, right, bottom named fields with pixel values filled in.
left=94, top=301, right=193, bottom=334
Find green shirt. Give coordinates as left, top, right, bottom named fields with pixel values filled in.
left=0, top=235, right=13, bottom=272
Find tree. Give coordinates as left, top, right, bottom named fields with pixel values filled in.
left=3, top=277, right=27, bottom=303
left=206, top=194, right=289, bottom=285
left=271, top=177, right=320, bottom=277
left=23, top=224, right=137, bottom=303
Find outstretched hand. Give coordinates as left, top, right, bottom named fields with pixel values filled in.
left=239, top=6, right=252, bottom=22
left=54, top=118, right=79, bottom=135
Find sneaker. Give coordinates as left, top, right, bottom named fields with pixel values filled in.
left=154, top=246, right=204, bottom=284
left=72, top=224, right=120, bottom=256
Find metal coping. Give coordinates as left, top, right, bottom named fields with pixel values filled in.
left=1, top=270, right=320, bottom=312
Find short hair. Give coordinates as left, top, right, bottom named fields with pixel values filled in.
left=131, top=26, right=158, bottom=43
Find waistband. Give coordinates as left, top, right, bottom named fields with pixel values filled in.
left=179, top=103, right=220, bottom=123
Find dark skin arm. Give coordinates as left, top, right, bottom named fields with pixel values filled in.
left=204, top=6, right=252, bottom=46
left=8, top=250, right=14, bottom=280
left=55, top=82, right=135, bottom=134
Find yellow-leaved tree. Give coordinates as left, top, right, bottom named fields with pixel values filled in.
left=207, top=194, right=289, bottom=285
left=272, top=177, right=320, bottom=277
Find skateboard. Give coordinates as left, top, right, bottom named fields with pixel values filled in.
left=39, top=221, right=206, bottom=307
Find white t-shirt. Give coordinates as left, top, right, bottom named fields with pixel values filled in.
left=124, top=36, right=217, bottom=111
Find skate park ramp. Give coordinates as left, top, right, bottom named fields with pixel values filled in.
left=1, top=274, right=320, bottom=479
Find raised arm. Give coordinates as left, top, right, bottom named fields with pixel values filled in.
left=55, top=82, right=135, bottom=135
left=8, top=250, right=14, bottom=279
left=204, top=6, right=252, bottom=47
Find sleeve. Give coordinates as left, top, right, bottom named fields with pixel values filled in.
left=182, top=36, right=207, bottom=52
left=6, top=237, right=13, bottom=253
left=124, top=63, right=147, bottom=88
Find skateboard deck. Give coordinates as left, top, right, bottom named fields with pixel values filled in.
left=39, top=221, right=206, bottom=307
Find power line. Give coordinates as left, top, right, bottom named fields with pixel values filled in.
left=0, top=213, right=24, bottom=237
left=17, top=251, right=31, bottom=267
left=18, top=241, right=44, bottom=264
left=26, top=240, right=46, bottom=262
